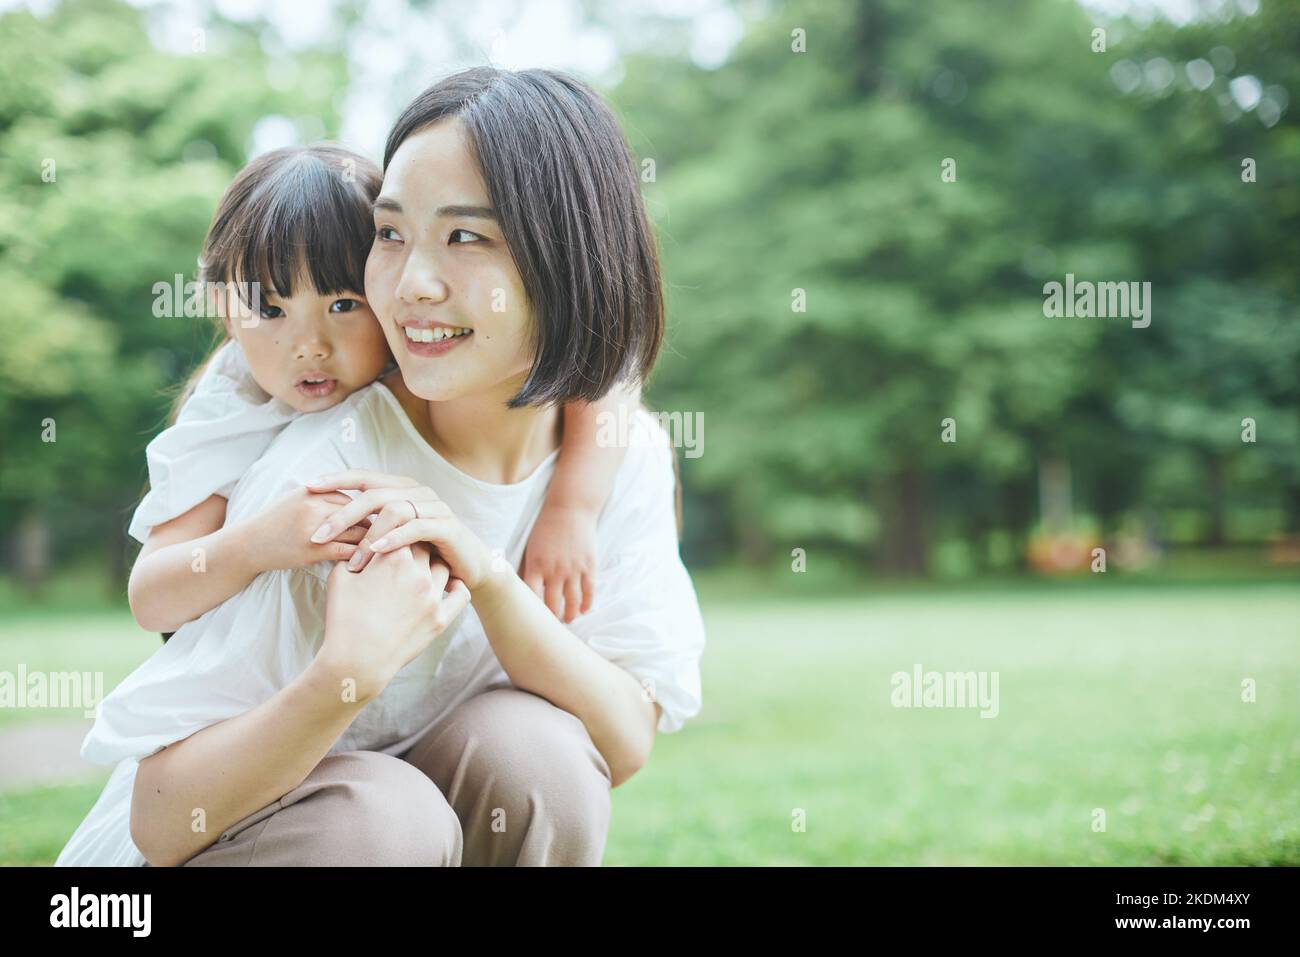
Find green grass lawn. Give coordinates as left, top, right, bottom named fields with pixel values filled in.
left=2, top=581, right=1298, bottom=865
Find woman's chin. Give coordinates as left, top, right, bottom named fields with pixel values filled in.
left=395, top=366, right=466, bottom=403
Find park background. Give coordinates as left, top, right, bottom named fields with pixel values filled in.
left=0, top=0, right=1296, bottom=865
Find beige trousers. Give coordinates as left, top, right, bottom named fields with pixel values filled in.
left=181, top=688, right=613, bottom=866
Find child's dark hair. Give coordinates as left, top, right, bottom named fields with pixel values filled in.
left=140, top=144, right=382, bottom=640
left=164, top=144, right=383, bottom=426
left=384, top=67, right=665, bottom=409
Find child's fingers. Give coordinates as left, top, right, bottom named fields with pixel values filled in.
left=523, top=570, right=545, bottom=601
left=305, top=469, right=418, bottom=492
left=543, top=579, right=566, bottom=621
left=306, top=490, right=353, bottom=507
left=334, top=524, right=369, bottom=545
left=562, top=578, right=581, bottom=623
left=317, top=541, right=358, bottom=563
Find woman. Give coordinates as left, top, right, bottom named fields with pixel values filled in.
left=56, top=67, right=705, bottom=867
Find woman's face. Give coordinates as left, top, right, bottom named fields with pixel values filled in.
left=365, top=118, right=533, bottom=403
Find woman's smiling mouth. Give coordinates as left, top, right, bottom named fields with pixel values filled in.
left=402, top=324, right=474, bottom=356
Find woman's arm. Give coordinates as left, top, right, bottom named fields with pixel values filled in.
left=131, top=545, right=467, bottom=866
left=130, top=650, right=368, bottom=867
left=304, top=469, right=662, bottom=788
left=523, top=379, right=642, bottom=622
left=474, top=567, right=660, bottom=788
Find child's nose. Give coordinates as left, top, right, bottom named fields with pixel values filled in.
left=294, top=334, right=330, bottom=360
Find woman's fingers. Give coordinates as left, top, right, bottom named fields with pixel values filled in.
left=579, top=571, right=595, bottom=615
left=427, top=559, right=451, bottom=596
left=304, top=469, right=419, bottom=492
left=311, top=487, right=435, bottom=544
left=365, top=516, right=453, bottom=554
left=435, top=578, right=472, bottom=629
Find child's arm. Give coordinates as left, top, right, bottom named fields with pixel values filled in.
left=127, top=489, right=370, bottom=634
left=523, top=378, right=642, bottom=623
left=128, top=495, right=253, bottom=634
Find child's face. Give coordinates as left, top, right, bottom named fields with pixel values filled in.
left=219, top=273, right=391, bottom=413
left=364, top=118, right=533, bottom=405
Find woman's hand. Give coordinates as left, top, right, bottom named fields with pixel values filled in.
left=242, top=487, right=372, bottom=574
left=304, top=470, right=502, bottom=593
left=318, top=542, right=470, bottom=702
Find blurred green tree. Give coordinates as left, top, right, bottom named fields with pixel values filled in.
left=617, top=0, right=1299, bottom=574
left=0, top=0, right=350, bottom=591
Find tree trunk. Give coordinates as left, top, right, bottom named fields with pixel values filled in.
left=1001, top=477, right=1036, bottom=570
left=1205, top=453, right=1227, bottom=547
left=16, top=510, right=50, bottom=591
left=879, top=464, right=928, bottom=576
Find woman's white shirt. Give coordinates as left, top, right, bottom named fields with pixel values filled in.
left=57, top=380, right=706, bottom=866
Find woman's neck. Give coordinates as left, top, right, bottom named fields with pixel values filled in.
left=383, top=370, right=562, bottom=485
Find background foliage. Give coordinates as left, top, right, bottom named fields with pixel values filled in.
left=0, top=0, right=1296, bottom=589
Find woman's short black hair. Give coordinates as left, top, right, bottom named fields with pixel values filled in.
left=384, top=67, right=665, bottom=408
left=200, top=143, right=382, bottom=302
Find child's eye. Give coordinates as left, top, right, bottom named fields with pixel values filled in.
left=376, top=226, right=402, bottom=243
left=259, top=303, right=284, bottom=319
left=449, top=228, right=483, bottom=245
left=330, top=299, right=362, bottom=314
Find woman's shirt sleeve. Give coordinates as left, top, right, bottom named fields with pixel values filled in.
left=566, top=411, right=706, bottom=734
left=127, top=340, right=299, bottom=544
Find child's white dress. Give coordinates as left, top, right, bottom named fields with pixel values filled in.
left=57, top=381, right=706, bottom=866
left=128, top=340, right=301, bottom=544
left=128, top=340, right=400, bottom=541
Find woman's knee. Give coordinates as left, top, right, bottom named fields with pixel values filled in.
left=439, top=690, right=612, bottom=830
left=271, top=751, right=463, bottom=866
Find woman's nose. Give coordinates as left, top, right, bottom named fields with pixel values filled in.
left=396, top=253, right=450, bottom=304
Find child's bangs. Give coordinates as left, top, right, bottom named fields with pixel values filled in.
left=207, top=148, right=379, bottom=306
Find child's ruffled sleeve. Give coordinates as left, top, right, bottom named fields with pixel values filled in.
left=127, top=341, right=299, bottom=544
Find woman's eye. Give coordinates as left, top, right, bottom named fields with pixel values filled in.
left=330, top=299, right=361, bottom=313
left=449, top=228, right=483, bottom=245
left=376, top=226, right=402, bottom=243
left=259, top=303, right=284, bottom=319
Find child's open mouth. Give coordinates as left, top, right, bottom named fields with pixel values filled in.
left=295, top=375, right=337, bottom=398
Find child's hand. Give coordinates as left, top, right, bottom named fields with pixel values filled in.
left=244, top=487, right=371, bottom=573
left=522, top=504, right=598, bottom=623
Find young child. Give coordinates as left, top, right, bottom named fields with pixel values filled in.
left=127, top=143, right=636, bottom=638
